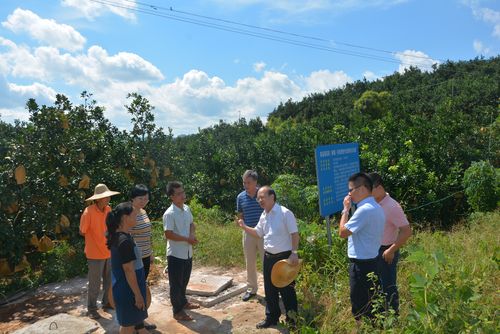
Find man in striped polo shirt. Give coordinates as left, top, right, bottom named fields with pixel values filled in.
left=236, top=170, right=264, bottom=301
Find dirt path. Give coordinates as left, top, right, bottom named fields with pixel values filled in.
left=0, top=266, right=290, bottom=334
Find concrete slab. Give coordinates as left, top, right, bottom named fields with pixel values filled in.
left=188, top=283, right=247, bottom=308
left=186, top=273, right=233, bottom=296
left=12, top=313, right=102, bottom=334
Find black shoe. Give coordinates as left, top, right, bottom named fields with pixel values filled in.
left=145, top=323, right=157, bottom=330
left=242, top=291, right=256, bottom=301
left=87, top=310, right=101, bottom=320
left=256, top=319, right=277, bottom=329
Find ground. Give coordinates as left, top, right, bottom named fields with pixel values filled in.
left=0, top=265, right=291, bottom=334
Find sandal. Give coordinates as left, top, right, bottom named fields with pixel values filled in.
left=173, top=311, right=193, bottom=321
left=184, top=302, right=200, bottom=309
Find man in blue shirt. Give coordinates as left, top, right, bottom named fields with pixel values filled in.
left=236, top=170, right=264, bottom=301
left=339, top=172, right=385, bottom=323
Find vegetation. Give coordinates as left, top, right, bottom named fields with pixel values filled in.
left=0, top=56, right=498, bottom=332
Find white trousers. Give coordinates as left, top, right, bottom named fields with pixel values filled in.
left=242, top=230, right=264, bottom=293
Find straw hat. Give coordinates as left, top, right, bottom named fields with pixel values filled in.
left=271, top=259, right=303, bottom=288
left=85, top=183, right=120, bottom=201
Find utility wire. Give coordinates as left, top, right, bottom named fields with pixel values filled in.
left=87, top=0, right=438, bottom=70
left=405, top=191, right=463, bottom=212
left=121, top=0, right=444, bottom=63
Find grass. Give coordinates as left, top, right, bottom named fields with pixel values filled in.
left=151, top=203, right=499, bottom=333
left=3, top=199, right=498, bottom=333
left=300, top=211, right=500, bottom=333
left=150, top=198, right=245, bottom=269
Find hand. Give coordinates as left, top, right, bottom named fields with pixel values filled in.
left=382, top=249, right=395, bottom=264
left=187, top=235, right=199, bottom=245
left=236, top=218, right=245, bottom=229
left=343, top=195, right=352, bottom=211
left=134, top=293, right=145, bottom=310
left=287, top=252, right=299, bottom=266
left=150, top=253, right=154, bottom=263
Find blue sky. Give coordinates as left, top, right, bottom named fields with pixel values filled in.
left=0, top=0, right=498, bottom=134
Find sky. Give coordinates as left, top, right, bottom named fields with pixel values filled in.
left=0, top=0, right=498, bottom=135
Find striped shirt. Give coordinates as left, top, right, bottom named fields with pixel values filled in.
left=130, top=209, right=153, bottom=258
left=237, top=189, right=264, bottom=228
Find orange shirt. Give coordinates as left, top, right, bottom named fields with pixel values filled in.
left=79, top=204, right=111, bottom=259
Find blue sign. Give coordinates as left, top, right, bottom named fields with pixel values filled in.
left=315, top=143, right=360, bottom=217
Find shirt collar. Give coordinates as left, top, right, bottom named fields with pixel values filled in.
left=357, top=196, right=375, bottom=207
left=172, top=203, right=185, bottom=212
left=264, top=202, right=279, bottom=216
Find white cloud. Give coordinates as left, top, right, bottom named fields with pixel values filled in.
left=472, top=6, right=500, bottom=38
left=61, top=0, right=137, bottom=21
left=304, top=69, right=351, bottom=93
left=2, top=8, right=86, bottom=52
left=253, top=61, right=267, bottom=72
left=362, top=71, right=379, bottom=81
left=0, top=37, right=163, bottom=86
left=464, top=1, right=500, bottom=39
left=395, top=50, right=439, bottom=73
left=473, top=39, right=491, bottom=54
left=0, top=75, right=56, bottom=117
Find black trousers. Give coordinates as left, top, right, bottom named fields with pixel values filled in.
left=348, top=257, right=380, bottom=320
left=167, top=255, right=192, bottom=315
left=263, top=250, right=298, bottom=323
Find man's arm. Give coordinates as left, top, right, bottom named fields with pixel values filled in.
left=288, top=232, right=300, bottom=265
left=236, top=219, right=260, bottom=238
left=164, top=230, right=198, bottom=245
left=339, top=195, right=353, bottom=238
left=382, top=225, right=412, bottom=264
left=79, top=209, right=89, bottom=236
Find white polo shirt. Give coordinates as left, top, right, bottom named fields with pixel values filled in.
left=255, top=203, right=298, bottom=254
left=163, top=203, right=193, bottom=260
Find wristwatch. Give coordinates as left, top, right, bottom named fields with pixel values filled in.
left=291, top=250, right=298, bottom=254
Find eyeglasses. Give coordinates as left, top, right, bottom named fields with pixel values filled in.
left=348, top=185, right=362, bottom=193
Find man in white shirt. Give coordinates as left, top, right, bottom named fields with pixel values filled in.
left=237, top=186, right=300, bottom=329
left=163, top=181, right=199, bottom=321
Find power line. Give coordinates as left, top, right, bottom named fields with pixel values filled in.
left=86, top=0, right=438, bottom=70
left=124, top=0, right=444, bottom=63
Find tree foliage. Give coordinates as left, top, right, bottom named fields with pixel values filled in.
left=0, top=56, right=498, bottom=271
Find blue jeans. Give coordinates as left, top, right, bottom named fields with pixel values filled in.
left=377, top=246, right=400, bottom=314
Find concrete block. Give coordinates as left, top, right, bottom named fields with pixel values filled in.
left=188, top=283, right=247, bottom=308
left=13, top=313, right=101, bottom=334
left=187, top=273, right=233, bottom=296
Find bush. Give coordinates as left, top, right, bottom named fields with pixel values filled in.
left=463, top=160, right=499, bottom=212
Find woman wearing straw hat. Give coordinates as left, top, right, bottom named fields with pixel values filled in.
left=79, top=183, right=120, bottom=319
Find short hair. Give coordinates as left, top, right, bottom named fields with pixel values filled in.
left=130, top=184, right=150, bottom=199
left=166, top=181, right=183, bottom=197
left=242, top=170, right=258, bottom=181
left=348, top=172, right=373, bottom=192
left=368, top=172, right=384, bottom=188
left=260, top=186, right=277, bottom=202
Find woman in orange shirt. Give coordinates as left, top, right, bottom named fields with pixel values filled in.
left=79, top=183, right=119, bottom=319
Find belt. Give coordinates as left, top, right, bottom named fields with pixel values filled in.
left=265, top=251, right=291, bottom=258
left=348, top=257, right=377, bottom=263
left=380, top=244, right=393, bottom=250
